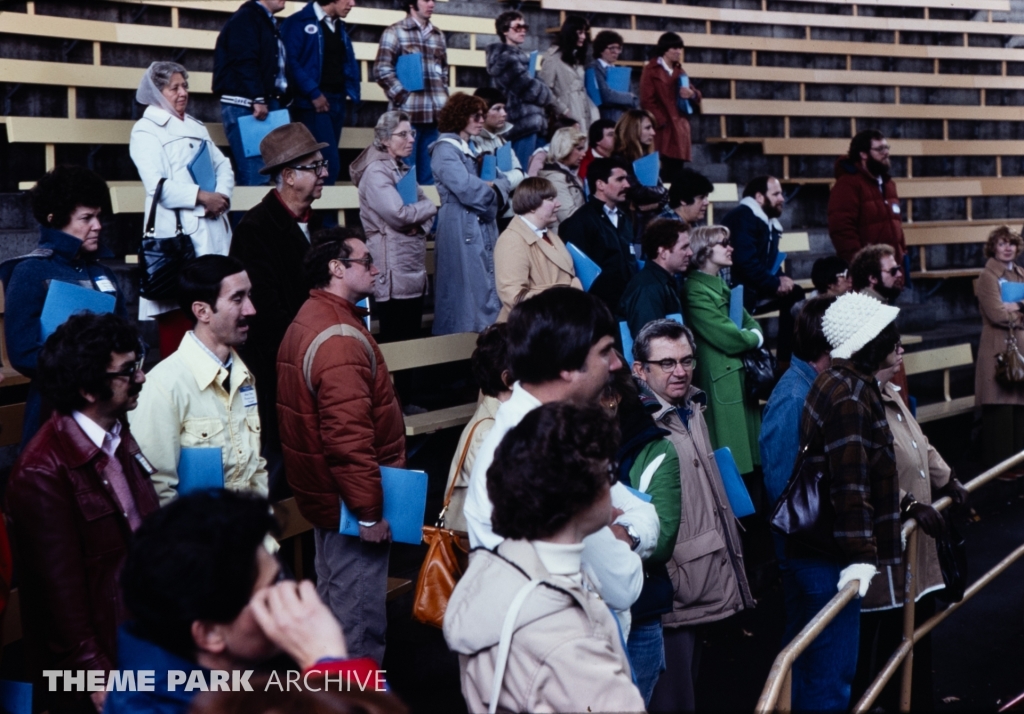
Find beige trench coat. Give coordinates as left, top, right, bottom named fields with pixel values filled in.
left=976, top=257, right=1024, bottom=406
left=538, top=46, right=599, bottom=129
left=493, top=215, right=583, bottom=322
left=863, top=383, right=951, bottom=610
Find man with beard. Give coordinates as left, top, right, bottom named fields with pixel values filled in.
left=723, top=175, right=804, bottom=363
left=130, top=255, right=268, bottom=504
left=828, top=130, right=907, bottom=264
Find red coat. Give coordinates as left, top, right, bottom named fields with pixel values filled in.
left=827, top=157, right=907, bottom=264
left=639, top=58, right=700, bottom=162
left=6, top=412, right=160, bottom=691
left=277, top=290, right=406, bottom=529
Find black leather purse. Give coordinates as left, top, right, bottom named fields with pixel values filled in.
left=742, top=346, right=778, bottom=402
left=935, top=511, right=968, bottom=603
left=138, top=178, right=196, bottom=301
left=770, top=445, right=842, bottom=558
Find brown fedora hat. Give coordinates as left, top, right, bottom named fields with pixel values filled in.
left=258, top=122, right=329, bottom=175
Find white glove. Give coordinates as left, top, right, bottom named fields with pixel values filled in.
left=837, top=563, right=878, bottom=598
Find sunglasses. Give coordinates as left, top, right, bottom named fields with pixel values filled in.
left=509, top=23, right=528, bottom=31
left=883, top=266, right=903, bottom=277
left=106, top=342, right=147, bottom=381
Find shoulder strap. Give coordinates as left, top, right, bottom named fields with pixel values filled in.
left=489, top=578, right=544, bottom=714
left=302, top=324, right=377, bottom=396
left=438, top=415, right=495, bottom=524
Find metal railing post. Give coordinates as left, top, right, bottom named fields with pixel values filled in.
left=779, top=670, right=792, bottom=712
left=899, top=528, right=918, bottom=712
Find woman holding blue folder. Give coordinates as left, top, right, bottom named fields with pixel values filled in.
left=639, top=32, right=701, bottom=182
left=130, top=61, right=235, bottom=357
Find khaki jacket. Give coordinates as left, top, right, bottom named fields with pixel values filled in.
left=494, top=215, right=583, bottom=322
left=443, top=539, right=645, bottom=714
left=976, top=257, right=1024, bottom=406
left=538, top=47, right=599, bottom=130
left=443, top=396, right=500, bottom=533
left=863, top=383, right=951, bottom=610
left=645, top=383, right=754, bottom=627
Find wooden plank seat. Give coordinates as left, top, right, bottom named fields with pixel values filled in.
left=755, top=138, right=1024, bottom=157
left=378, top=332, right=480, bottom=437
left=902, top=343, right=975, bottom=423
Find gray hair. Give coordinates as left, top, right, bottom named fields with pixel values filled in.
left=633, top=319, right=696, bottom=364
left=150, top=61, right=188, bottom=90
left=373, top=111, right=412, bottom=149
left=689, top=224, right=730, bottom=271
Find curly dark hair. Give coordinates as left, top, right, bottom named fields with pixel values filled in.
left=488, top=403, right=618, bottom=541
left=471, top=324, right=511, bottom=398
left=592, top=30, right=623, bottom=59
left=37, top=312, right=140, bottom=414
left=437, top=93, right=487, bottom=134
left=30, top=164, right=110, bottom=230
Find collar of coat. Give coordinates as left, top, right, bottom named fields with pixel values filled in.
left=140, top=105, right=205, bottom=133
left=309, top=288, right=371, bottom=319
left=739, top=195, right=783, bottom=234
left=175, top=330, right=249, bottom=393
left=634, top=376, right=706, bottom=417
left=542, top=162, right=584, bottom=191
left=505, top=216, right=575, bottom=274
left=985, top=256, right=1024, bottom=280
left=432, top=134, right=475, bottom=157
left=50, top=411, right=137, bottom=470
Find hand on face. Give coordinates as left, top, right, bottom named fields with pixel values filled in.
left=249, top=579, right=348, bottom=670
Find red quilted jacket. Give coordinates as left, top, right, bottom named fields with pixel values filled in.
left=276, top=290, right=406, bottom=528
left=827, top=157, right=907, bottom=264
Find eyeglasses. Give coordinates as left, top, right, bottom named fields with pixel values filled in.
left=391, top=129, right=418, bottom=139
left=714, top=239, right=731, bottom=248
left=836, top=269, right=849, bottom=280
left=290, top=159, right=329, bottom=174
left=510, top=23, right=528, bottom=31
left=870, top=144, right=891, bottom=154
left=883, top=266, right=903, bottom=277
left=339, top=255, right=375, bottom=269
left=106, top=345, right=146, bottom=381
left=644, top=357, right=696, bottom=372
left=470, top=112, right=486, bottom=122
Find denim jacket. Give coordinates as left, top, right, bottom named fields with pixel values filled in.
left=759, top=357, right=817, bottom=506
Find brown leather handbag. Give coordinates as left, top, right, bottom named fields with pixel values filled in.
left=411, top=418, right=490, bottom=628
left=996, top=320, right=1024, bottom=386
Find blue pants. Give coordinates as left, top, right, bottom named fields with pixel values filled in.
left=511, top=133, right=539, bottom=172
left=221, top=99, right=281, bottom=186
left=626, top=617, right=665, bottom=708
left=781, top=554, right=861, bottom=712
left=405, top=122, right=438, bottom=185
left=290, top=91, right=345, bottom=185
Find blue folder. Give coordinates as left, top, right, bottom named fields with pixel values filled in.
left=714, top=447, right=755, bottom=518
left=355, top=297, right=371, bottom=330
left=239, top=109, right=290, bottom=158
left=678, top=74, right=695, bottom=115
left=396, top=167, right=418, bottom=205
left=187, top=141, right=216, bottom=193
left=567, top=242, right=602, bottom=291
left=729, top=285, right=744, bottom=329
left=771, top=251, right=788, bottom=276
left=1001, top=280, right=1024, bottom=303
left=666, top=312, right=684, bottom=325
left=633, top=152, right=660, bottom=188
left=177, top=447, right=224, bottom=496
left=479, top=153, right=497, bottom=181
left=528, top=50, right=539, bottom=78
left=585, top=68, right=602, bottom=107
left=496, top=142, right=514, bottom=172
left=623, top=485, right=653, bottom=503
left=607, top=66, right=631, bottom=93
left=396, top=53, right=425, bottom=92
left=0, top=680, right=31, bottom=714
left=40, top=280, right=116, bottom=340
left=619, top=321, right=634, bottom=362
left=339, top=466, right=428, bottom=545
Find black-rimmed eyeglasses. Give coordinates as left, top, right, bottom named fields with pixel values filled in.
left=290, top=160, right=329, bottom=175
left=643, top=357, right=696, bottom=372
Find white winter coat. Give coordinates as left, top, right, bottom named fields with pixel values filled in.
left=130, top=106, right=235, bottom=319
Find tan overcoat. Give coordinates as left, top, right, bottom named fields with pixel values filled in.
left=493, top=215, right=582, bottom=322
left=975, top=257, right=1024, bottom=406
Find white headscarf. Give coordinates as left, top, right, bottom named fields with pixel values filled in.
left=136, top=61, right=186, bottom=118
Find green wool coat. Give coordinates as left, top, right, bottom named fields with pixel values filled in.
left=682, top=270, right=763, bottom=474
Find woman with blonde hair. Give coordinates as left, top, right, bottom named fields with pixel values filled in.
left=975, top=225, right=1024, bottom=467
left=538, top=126, right=588, bottom=229
left=612, top=109, right=670, bottom=244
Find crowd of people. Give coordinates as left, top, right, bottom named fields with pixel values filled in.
left=0, top=0, right=1010, bottom=712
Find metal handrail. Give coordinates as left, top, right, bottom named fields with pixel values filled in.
left=757, top=448, right=1024, bottom=713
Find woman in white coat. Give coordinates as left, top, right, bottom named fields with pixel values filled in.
left=130, top=61, right=234, bottom=357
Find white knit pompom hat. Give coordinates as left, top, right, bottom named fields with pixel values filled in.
left=822, top=292, right=900, bottom=360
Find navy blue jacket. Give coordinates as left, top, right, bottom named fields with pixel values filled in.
left=281, top=3, right=360, bottom=109
left=559, top=196, right=638, bottom=311
left=213, top=0, right=285, bottom=103
left=618, top=260, right=684, bottom=339
left=721, top=201, right=782, bottom=311
left=0, top=227, right=127, bottom=446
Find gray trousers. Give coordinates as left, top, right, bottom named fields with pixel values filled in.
left=313, top=527, right=390, bottom=663
left=648, top=625, right=703, bottom=713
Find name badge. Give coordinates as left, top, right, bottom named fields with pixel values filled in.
left=891, top=204, right=901, bottom=215
left=305, top=23, right=318, bottom=34
left=134, top=452, right=157, bottom=476
left=95, top=277, right=117, bottom=293
left=240, top=385, right=258, bottom=408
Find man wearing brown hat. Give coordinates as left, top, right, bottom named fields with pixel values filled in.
left=230, top=122, right=328, bottom=492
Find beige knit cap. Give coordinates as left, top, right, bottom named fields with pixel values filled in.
left=822, top=291, right=899, bottom=360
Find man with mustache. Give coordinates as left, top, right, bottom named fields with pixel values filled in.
left=130, top=255, right=268, bottom=504
left=7, top=313, right=160, bottom=713
left=828, top=129, right=907, bottom=265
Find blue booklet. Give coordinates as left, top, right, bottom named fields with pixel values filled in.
left=0, top=681, right=31, bottom=714
left=607, top=65, right=631, bottom=93
left=355, top=297, right=372, bottom=330
left=339, top=466, right=428, bottom=545
left=1001, top=280, right=1024, bottom=303
left=528, top=50, right=539, bottom=78
left=396, top=167, right=418, bottom=205
left=496, top=142, right=514, bottom=172
left=187, top=141, right=216, bottom=193
left=678, top=74, right=695, bottom=115
left=633, top=152, right=660, bottom=188
left=40, top=280, right=116, bottom=340
left=567, top=242, right=602, bottom=291
left=239, top=108, right=290, bottom=158
left=619, top=321, right=634, bottom=362
left=714, top=447, right=755, bottom=518
left=666, top=312, right=684, bottom=325
left=729, top=285, right=744, bottom=329
left=479, top=153, right=497, bottom=181
left=622, top=485, right=653, bottom=503
left=771, top=251, right=788, bottom=276
left=585, top=68, right=602, bottom=107
left=177, top=447, right=224, bottom=496
left=396, top=53, right=425, bottom=92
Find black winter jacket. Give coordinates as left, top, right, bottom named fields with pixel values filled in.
left=213, top=0, right=286, bottom=103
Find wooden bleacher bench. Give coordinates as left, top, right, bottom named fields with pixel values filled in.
left=903, top=343, right=976, bottom=424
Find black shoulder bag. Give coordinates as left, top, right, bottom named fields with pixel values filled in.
left=138, top=178, right=196, bottom=301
